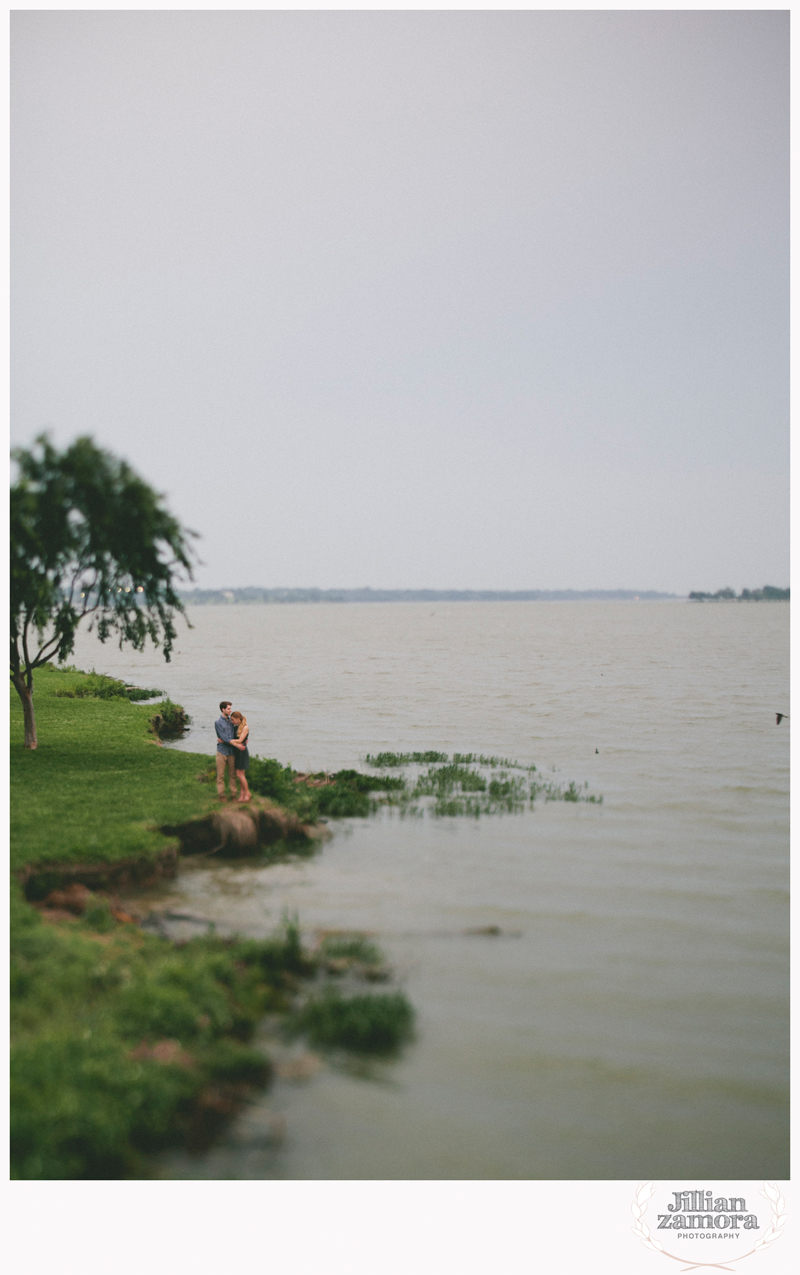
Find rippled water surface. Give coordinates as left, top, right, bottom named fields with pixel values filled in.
left=71, top=601, right=789, bottom=1178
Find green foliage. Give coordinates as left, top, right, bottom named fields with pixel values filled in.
left=247, top=750, right=601, bottom=821
left=290, top=988, right=415, bottom=1054
left=10, top=907, right=314, bottom=1179
left=364, top=750, right=448, bottom=767
left=10, top=672, right=419, bottom=1178
left=84, top=898, right=116, bottom=932
left=48, top=668, right=165, bottom=702
left=199, top=1039, right=271, bottom=1087
left=227, top=922, right=313, bottom=982
left=11, top=433, right=196, bottom=744
left=247, top=759, right=405, bottom=821
left=453, top=752, right=533, bottom=769
left=365, top=749, right=536, bottom=771
left=415, top=764, right=488, bottom=795
left=149, top=699, right=191, bottom=740
left=247, top=757, right=300, bottom=806
left=355, top=753, right=601, bottom=817
left=11, top=1031, right=198, bottom=1180
left=52, top=671, right=129, bottom=699
left=320, top=934, right=383, bottom=966
left=314, top=785, right=372, bottom=817
left=529, top=776, right=603, bottom=805
left=330, top=769, right=406, bottom=793
left=48, top=668, right=192, bottom=739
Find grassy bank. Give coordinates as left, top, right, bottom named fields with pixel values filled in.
left=10, top=667, right=414, bottom=1179
left=11, top=901, right=311, bottom=1178
left=11, top=664, right=214, bottom=875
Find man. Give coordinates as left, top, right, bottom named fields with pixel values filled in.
left=215, top=700, right=239, bottom=800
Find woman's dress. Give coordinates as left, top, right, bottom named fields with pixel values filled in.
left=235, top=733, right=250, bottom=771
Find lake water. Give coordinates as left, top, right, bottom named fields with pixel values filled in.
left=70, top=600, right=789, bottom=1179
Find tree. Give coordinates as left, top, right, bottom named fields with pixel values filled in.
left=11, top=434, right=196, bottom=748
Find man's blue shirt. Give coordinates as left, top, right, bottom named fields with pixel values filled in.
left=216, top=714, right=235, bottom=755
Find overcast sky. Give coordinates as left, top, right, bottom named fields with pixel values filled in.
left=11, top=10, right=788, bottom=594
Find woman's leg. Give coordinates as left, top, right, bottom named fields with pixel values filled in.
left=236, top=768, right=251, bottom=801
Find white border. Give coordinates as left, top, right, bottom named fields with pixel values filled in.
left=3, top=5, right=795, bottom=1274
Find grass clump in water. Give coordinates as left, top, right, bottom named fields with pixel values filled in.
left=247, top=759, right=405, bottom=820
left=529, top=777, right=603, bottom=805
left=364, top=750, right=448, bottom=767
left=289, top=987, right=415, bottom=1054
left=415, top=764, right=488, bottom=796
left=319, top=933, right=383, bottom=966
left=356, top=750, right=601, bottom=816
left=453, top=752, right=532, bottom=769
left=149, top=699, right=191, bottom=740
left=237, top=750, right=589, bottom=823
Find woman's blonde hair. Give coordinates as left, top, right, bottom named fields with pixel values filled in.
left=230, top=711, right=247, bottom=736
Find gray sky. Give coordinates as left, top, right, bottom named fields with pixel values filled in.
left=11, top=10, right=788, bottom=594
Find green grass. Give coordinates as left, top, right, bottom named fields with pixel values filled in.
left=11, top=665, right=213, bottom=872
left=10, top=669, right=418, bottom=1177
left=246, top=758, right=405, bottom=821
left=10, top=669, right=315, bottom=1177
left=364, top=750, right=448, bottom=767
left=362, top=756, right=603, bottom=817
left=50, top=668, right=164, bottom=701
left=11, top=898, right=313, bottom=1179
left=319, top=933, right=384, bottom=966
left=289, top=987, right=415, bottom=1054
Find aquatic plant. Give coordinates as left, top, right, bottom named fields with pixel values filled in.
left=149, top=699, right=191, bottom=740
left=319, top=933, right=383, bottom=967
left=197, top=748, right=600, bottom=827
left=414, top=764, right=488, bottom=796
left=123, top=685, right=165, bottom=701
left=358, top=753, right=601, bottom=817
left=364, top=750, right=448, bottom=767
left=453, top=752, right=531, bottom=769
left=246, top=760, right=405, bottom=821
left=529, top=776, right=603, bottom=805
left=329, top=769, right=406, bottom=794
left=289, top=987, right=415, bottom=1054
left=365, top=749, right=537, bottom=772
left=246, top=757, right=299, bottom=807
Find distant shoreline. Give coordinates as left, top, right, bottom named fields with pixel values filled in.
left=180, top=587, right=682, bottom=605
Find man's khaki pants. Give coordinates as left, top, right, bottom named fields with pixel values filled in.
left=216, top=752, right=238, bottom=797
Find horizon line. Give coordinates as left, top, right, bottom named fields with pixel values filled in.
left=178, top=586, right=683, bottom=603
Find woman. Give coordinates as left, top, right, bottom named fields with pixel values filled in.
left=229, top=711, right=251, bottom=802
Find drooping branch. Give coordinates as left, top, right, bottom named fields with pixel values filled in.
left=10, top=433, right=198, bottom=747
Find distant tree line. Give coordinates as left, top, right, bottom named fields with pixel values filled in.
left=688, top=586, right=789, bottom=602
left=179, top=586, right=678, bottom=606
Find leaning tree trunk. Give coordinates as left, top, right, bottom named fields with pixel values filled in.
left=12, top=672, right=38, bottom=749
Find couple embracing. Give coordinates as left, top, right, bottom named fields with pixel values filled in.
left=215, top=700, right=252, bottom=802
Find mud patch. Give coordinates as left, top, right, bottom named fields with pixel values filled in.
left=160, top=798, right=328, bottom=859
